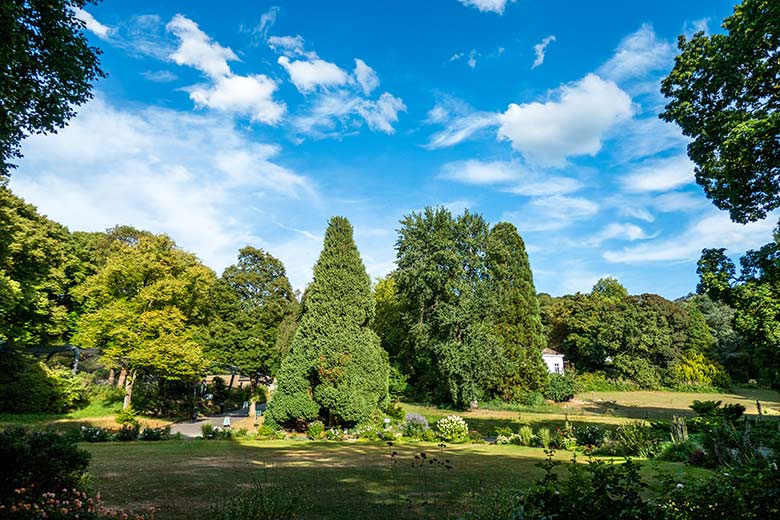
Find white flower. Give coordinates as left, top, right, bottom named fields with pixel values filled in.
left=676, top=483, right=684, bottom=489
left=771, top=463, right=778, bottom=470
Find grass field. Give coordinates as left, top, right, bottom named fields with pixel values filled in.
left=85, top=439, right=703, bottom=520
left=5, top=388, right=779, bottom=518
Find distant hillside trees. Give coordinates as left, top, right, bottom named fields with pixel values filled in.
left=265, top=217, right=389, bottom=427
left=542, top=278, right=730, bottom=389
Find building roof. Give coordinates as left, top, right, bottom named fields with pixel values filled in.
left=542, top=348, right=563, bottom=356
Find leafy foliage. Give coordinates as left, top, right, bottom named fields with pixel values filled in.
left=660, top=0, right=780, bottom=223
left=265, top=217, right=389, bottom=427
left=0, top=0, right=105, bottom=175
left=697, top=226, right=780, bottom=386
left=393, top=207, right=546, bottom=406
left=0, top=428, right=91, bottom=503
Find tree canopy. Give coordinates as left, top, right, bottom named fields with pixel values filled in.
left=265, top=216, right=389, bottom=427
left=660, top=0, right=780, bottom=223
left=1, top=0, right=105, bottom=176
left=390, top=207, right=547, bottom=406
left=697, top=223, right=780, bottom=385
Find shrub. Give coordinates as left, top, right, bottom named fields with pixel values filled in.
left=384, top=402, right=405, bottom=421
left=537, top=427, right=552, bottom=448
left=436, top=415, right=469, bottom=442
left=326, top=428, right=347, bottom=441
left=115, top=423, right=140, bottom=441
left=0, top=353, right=89, bottom=413
left=656, top=439, right=700, bottom=462
left=613, top=421, right=659, bottom=457
left=575, top=372, right=640, bottom=392
left=256, top=424, right=285, bottom=440
left=520, top=391, right=545, bottom=407
left=574, top=424, right=604, bottom=447
left=402, top=413, right=429, bottom=439
left=0, top=428, right=91, bottom=503
left=421, top=429, right=438, bottom=442
left=202, top=422, right=215, bottom=438
left=306, top=420, right=325, bottom=440
left=80, top=425, right=111, bottom=443
left=139, top=426, right=171, bottom=441
left=518, top=426, right=534, bottom=446
left=544, top=374, right=576, bottom=402
left=671, top=351, right=731, bottom=389
left=115, top=406, right=138, bottom=425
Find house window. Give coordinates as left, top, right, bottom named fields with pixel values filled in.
left=554, top=363, right=560, bottom=374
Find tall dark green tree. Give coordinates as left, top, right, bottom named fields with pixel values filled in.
left=486, top=222, right=548, bottom=399
left=1, top=0, right=105, bottom=176
left=265, top=217, right=389, bottom=427
left=660, top=0, right=780, bottom=223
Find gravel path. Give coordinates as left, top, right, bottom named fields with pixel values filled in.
left=169, top=403, right=266, bottom=438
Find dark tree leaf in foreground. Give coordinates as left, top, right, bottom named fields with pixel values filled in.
left=1, top=0, right=105, bottom=176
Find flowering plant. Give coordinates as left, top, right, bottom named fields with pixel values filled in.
left=436, top=415, right=469, bottom=442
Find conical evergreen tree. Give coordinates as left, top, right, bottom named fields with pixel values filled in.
left=265, top=217, right=389, bottom=427
left=486, top=222, right=548, bottom=399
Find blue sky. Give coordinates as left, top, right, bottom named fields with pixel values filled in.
left=10, top=0, right=778, bottom=297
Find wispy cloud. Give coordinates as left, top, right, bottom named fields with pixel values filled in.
left=456, top=0, right=515, bottom=15
left=73, top=7, right=113, bottom=40
left=620, top=154, right=694, bottom=193
left=598, top=24, right=675, bottom=82
left=532, top=35, right=556, bottom=68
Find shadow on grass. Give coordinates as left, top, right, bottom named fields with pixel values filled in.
left=85, top=439, right=701, bottom=520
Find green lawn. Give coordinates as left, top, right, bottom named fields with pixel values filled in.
left=85, top=439, right=703, bottom=520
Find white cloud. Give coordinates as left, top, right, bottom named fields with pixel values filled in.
left=167, top=15, right=285, bottom=124
left=506, top=195, right=599, bottom=232
left=73, top=7, right=113, bottom=40
left=612, top=116, right=688, bottom=163
left=684, top=18, right=710, bottom=38
left=604, top=212, right=777, bottom=263
left=652, top=191, right=708, bottom=213
left=599, top=24, right=675, bottom=82
left=267, top=34, right=315, bottom=58
left=293, top=90, right=405, bottom=136
left=10, top=96, right=316, bottom=276
left=141, top=70, right=178, bottom=82
left=621, top=154, right=694, bottom=192
left=167, top=14, right=238, bottom=78
left=467, top=49, right=478, bottom=68
left=257, top=6, right=279, bottom=40
left=187, top=74, right=285, bottom=124
left=440, top=160, right=518, bottom=185
left=439, top=159, right=583, bottom=196
left=621, top=206, right=656, bottom=222
left=532, top=35, right=556, bottom=68
left=354, top=59, right=380, bottom=95
left=583, top=222, right=652, bottom=247
left=503, top=177, right=583, bottom=196
left=278, top=56, right=349, bottom=93
left=497, top=73, right=634, bottom=167
left=357, top=93, right=406, bottom=133
left=456, top=0, right=515, bottom=15
left=449, top=52, right=464, bottom=62
left=425, top=99, right=500, bottom=148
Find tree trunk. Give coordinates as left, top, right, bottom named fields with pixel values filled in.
left=108, top=368, right=116, bottom=386
left=122, top=370, right=135, bottom=410
left=117, top=367, right=127, bottom=388
left=249, top=380, right=257, bottom=419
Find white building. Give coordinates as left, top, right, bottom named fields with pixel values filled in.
left=542, top=348, right=565, bottom=374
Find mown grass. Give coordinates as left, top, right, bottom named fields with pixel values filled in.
left=0, top=397, right=170, bottom=431
left=85, top=439, right=705, bottom=520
